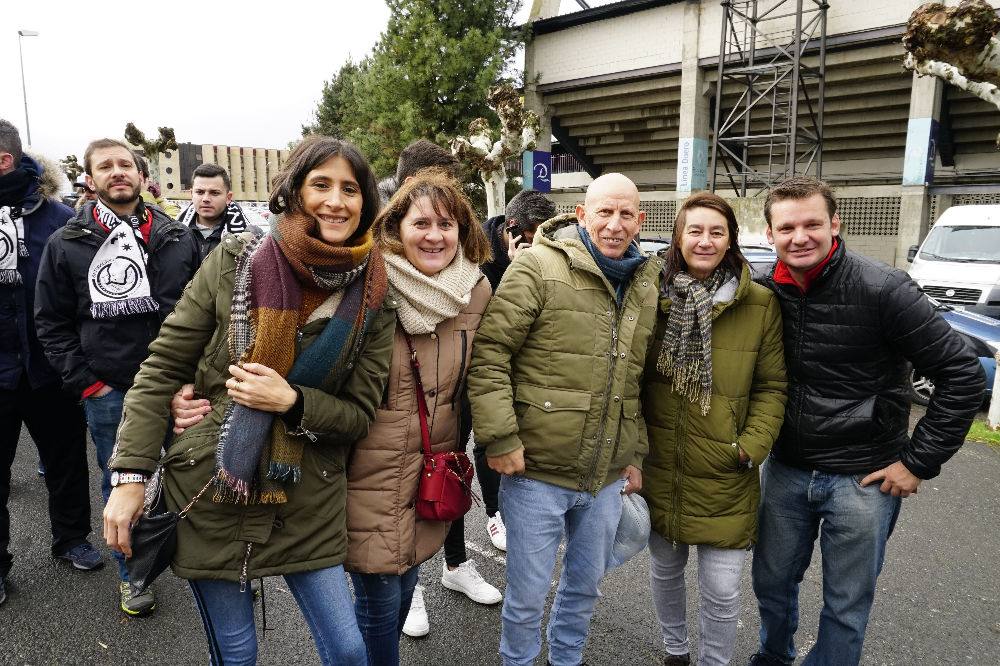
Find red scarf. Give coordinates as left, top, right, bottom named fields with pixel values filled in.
left=773, top=238, right=839, bottom=295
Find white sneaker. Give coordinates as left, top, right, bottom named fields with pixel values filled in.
left=441, top=560, right=502, bottom=605
left=402, top=584, right=429, bottom=637
left=486, top=513, right=507, bottom=551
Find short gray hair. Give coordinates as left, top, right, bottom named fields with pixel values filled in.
left=505, top=189, right=555, bottom=226
left=0, top=119, right=23, bottom=165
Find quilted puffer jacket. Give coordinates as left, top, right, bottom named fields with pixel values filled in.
left=761, top=240, right=985, bottom=479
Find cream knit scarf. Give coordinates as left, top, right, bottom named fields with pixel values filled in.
left=383, top=246, right=482, bottom=334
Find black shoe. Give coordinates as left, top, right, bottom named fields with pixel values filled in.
left=748, top=654, right=786, bottom=666
left=664, top=654, right=690, bottom=665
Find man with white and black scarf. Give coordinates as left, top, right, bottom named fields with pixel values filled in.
left=0, top=119, right=101, bottom=608
left=34, top=138, right=199, bottom=618
left=177, top=163, right=261, bottom=261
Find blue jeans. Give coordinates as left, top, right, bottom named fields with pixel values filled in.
left=189, top=565, right=366, bottom=666
left=500, top=474, right=625, bottom=666
left=350, top=566, right=420, bottom=665
left=82, top=388, right=128, bottom=580
left=752, top=457, right=902, bottom=666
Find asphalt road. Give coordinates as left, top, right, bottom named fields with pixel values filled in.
left=2, top=408, right=998, bottom=665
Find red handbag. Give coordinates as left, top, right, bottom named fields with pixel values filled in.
left=403, top=332, right=475, bottom=522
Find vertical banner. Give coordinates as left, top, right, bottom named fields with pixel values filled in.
left=902, top=117, right=939, bottom=186
left=522, top=150, right=552, bottom=193
left=676, top=137, right=708, bottom=193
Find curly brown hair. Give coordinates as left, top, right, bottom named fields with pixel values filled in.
left=373, top=168, right=492, bottom=265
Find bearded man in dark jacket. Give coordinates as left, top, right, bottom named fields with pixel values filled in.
left=34, top=138, right=199, bottom=617
left=748, top=177, right=985, bottom=666
left=0, top=120, right=102, bottom=606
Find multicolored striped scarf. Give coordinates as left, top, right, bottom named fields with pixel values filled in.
left=215, top=211, right=388, bottom=504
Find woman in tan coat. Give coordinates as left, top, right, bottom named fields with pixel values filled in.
left=347, top=169, right=492, bottom=665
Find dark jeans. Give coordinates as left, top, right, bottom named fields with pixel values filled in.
left=81, top=388, right=128, bottom=580
left=0, top=376, right=92, bottom=577
left=442, top=438, right=502, bottom=567
left=350, top=567, right=420, bottom=666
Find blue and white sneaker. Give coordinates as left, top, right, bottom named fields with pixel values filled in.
left=56, top=542, right=104, bottom=571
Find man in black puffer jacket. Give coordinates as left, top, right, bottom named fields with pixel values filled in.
left=34, top=138, right=199, bottom=618
left=748, top=177, right=985, bottom=666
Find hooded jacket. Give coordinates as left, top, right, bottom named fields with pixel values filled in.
left=761, top=240, right=985, bottom=479
left=34, top=200, right=200, bottom=396
left=468, top=214, right=662, bottom=494
left=0, top=154, right=74, bottom=390
left=109, top=234, right=396, bottom=581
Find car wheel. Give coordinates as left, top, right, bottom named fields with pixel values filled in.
left=910, top=368, right=933, bottom=406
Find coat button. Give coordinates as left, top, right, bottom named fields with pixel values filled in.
left=606, top=310, right=612, bottom=316
left=272, top=518, right=284, bottom=529
left=322, top=470, right=328, bottom=477
left=642, top=281, right=648, bottom=287
left=627, top=316, right=634, bottom=321
left=427, top=389, right=437, bottom=398
left=613, top=395, right=621, bottom=402
left=619, top=352, right=626, bottom=358
left=430, top=333, right=437, bottom=340
left=188, top=459, right=196, bottom=466
left=543, top=401, right=552, bottom=408
left=606, top=438, right=612, bottom=444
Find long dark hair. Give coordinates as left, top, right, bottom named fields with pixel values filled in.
left=268, top=136, right=381, bottom=239
left=663, top=192, right=747, bottom=284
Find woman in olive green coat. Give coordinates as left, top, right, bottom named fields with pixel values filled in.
left=641, top=193, right=787, bottom=666
left=103, top=137, right=395, bottom=665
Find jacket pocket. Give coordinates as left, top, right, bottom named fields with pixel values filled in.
left=613, top=398, right=641, bottom=469
left=514, top=383, right=591, bottom=472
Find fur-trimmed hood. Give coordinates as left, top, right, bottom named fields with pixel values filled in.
left=17, top=152, right=69, bottom=216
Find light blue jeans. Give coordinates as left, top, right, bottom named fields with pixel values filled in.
left=82, top=388, right=128, bottom=580
left=188, top=565, right=366, bottom=666
left=499, top=474, right=625, bottom=666
left=350, top=566, right=420, bottom=666
left=752, top=457, right=901, bottom=666
left=648, top=532, right=747, bottom=666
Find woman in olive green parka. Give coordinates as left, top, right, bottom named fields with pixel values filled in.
left=103, top=137, right=395, bottom=665
left=641, top=193, right=786, bottom=666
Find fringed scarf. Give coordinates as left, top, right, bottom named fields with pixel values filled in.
left=87, top=200, right=160, bottom=319
left=0, top=166, right=36, bottom=285
left=215, top=211, right=388, bottom=504
left=178, top=200, right=252, bottom=238
left=382, top=246, right=482, bottom=335
left=655, top=268, right=728, bottom=415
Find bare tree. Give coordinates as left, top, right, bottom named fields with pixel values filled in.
left=59, top=154, right=84, bottom=183
left=904, top=0, right=1000, bottom=141
left=124, top=123, right=178, bottom=184
left=451, top=83, right=540, bottom=217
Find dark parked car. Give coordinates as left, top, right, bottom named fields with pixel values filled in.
left=910, top=297, right=997, bottom=406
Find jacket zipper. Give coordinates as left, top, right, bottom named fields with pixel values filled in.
left=672, top=400, right=687, bottom=549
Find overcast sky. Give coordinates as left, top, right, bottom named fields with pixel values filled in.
left=0, top=0, right=609, bottom=163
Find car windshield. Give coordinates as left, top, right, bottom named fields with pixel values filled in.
left=919, top=225, right=1000, bottom=263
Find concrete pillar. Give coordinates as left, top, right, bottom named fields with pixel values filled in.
left=676, top=0, right=710, bottom=196
left=896, top=73, right=943, bottom=269
left=200, top=144, right=215, bottom=166
left=215, top=145, right=231, bottom=181
left=255, top=149, right=269, bottom=199
left=528, top=0, right=560, bottom=21
left=242, top=149, right=256, bottom=200
left=229, top=147, right=244, bottom=200
left=267, top=149, right=280, bottom=192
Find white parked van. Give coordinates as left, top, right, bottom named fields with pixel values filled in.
left=907, top=205, right=1000, bottom=317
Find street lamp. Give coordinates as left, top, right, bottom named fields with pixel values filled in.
left=17, top=30, right=39, bottom=146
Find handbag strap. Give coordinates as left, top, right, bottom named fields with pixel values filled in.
left=402, top=331, right=433, bottom=458
left=178, top=477, right=216, bottom=518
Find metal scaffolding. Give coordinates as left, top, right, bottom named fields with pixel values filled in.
left=709, top=0, right=828, bottom=196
